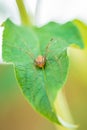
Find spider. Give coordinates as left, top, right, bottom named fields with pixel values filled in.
left=7, top=36, right=61, bottom=70
left=34, top=55, right=46, bottom=68
left=34, top=38, right=54, bottom=68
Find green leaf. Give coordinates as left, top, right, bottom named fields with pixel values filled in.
left=73, top=19, right=87, bottom=48
left=2, top=19, right=84, bottom=125
left=34, top=21, right=84, bottom=51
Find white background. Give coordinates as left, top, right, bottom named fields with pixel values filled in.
left=0, top=0, right=87, bottom=25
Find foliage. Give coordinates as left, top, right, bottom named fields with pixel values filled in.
left=2, top=18, right=84, bottom=125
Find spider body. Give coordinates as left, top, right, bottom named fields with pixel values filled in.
left=34, top=55, right=46, bottom=68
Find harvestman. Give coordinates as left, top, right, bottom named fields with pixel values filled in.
left=34, top=38, right=54, bottom=68
left=5, top=36, right=63, bottom=73
left=5, top=36, right=64, bottom=99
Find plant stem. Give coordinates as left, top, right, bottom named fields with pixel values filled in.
left=54, top=90, right=78, bottom=130
left=16, top=0, right=32, bottom=26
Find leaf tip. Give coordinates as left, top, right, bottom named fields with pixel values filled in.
left=57, top=115, right=79, bottom=128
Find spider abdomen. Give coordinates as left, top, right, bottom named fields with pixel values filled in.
left=34, top=55, right=46, bottom=68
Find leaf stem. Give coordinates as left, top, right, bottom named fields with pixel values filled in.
left=55, top=90, right=78, bottom=130
left=16, top=0, right=32, bottom=26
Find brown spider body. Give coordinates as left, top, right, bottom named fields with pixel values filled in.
left=34, top=55, right=46, bottom=68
